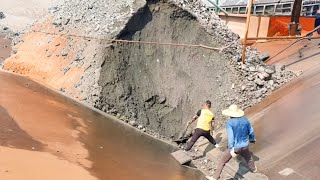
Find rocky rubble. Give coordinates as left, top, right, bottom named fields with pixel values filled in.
left=49, top=0, right=145, bottom=39
left=172, top=0, right=295, bottom=112
left=0, top=12, right=5, bottom=20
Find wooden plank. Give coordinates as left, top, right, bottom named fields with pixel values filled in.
left=256, top=16, right=262, bottom=38
left=171, top=150, right=192, bottom=165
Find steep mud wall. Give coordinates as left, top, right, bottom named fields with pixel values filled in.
left=95, top=1, right=236, bottom=137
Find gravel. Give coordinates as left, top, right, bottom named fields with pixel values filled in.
left=0, top=12, right=5, bottom=20
left=49, top=0, right=146, bottom=39
left=172, top=0, right=295, bottom=110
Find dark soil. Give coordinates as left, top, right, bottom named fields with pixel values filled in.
left=96, top=1, right=235, bottom=138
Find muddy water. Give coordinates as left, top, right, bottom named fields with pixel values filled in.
left=0, top=34, right=11, bottom=64
left=0, top=71, right=205, bottom=180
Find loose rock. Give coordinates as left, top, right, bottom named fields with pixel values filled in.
left=129, top=120, right=137, bottom=127
left=0, top=12, right=5, bottom=19
left=255, top=79, right=265, bottom=86
left=259, top=52, right=270, bottom=61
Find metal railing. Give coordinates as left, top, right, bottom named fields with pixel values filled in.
left=211, top=1, right=320, bottom=16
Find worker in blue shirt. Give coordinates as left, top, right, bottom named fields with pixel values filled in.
left=206, top=104, right=257, bottom=180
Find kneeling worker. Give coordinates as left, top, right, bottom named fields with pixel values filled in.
left=185, top=100, right=219, bottom=151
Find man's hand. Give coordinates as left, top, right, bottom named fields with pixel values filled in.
left=230, top=148, right=237, bottom=157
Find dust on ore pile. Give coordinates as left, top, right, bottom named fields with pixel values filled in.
left=3, top=0, right=296, bottom=177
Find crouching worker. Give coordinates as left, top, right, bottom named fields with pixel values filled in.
left=207, top=104, right=257, bottom=180
left=185, top=100, right=219, bottom=151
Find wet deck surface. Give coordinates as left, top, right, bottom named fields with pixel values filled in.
left=253, top=38, right=320, bottom=73
left=0, top=71, right=205, bottom=180
left=246, top=57, right=320, bottom=179
left=193, top=38, right=320, bottom=179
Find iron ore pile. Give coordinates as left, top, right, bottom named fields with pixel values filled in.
left=46, top=0, right=296, bottom=134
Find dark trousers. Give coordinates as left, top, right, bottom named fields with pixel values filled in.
left=215, top=146, right=256, bottom=179
left=185, top=128, right=216, bottom=151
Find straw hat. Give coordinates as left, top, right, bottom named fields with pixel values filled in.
left=222, top=104, right=244, bottom=118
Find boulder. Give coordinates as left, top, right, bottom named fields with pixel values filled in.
left=158, top=96, right=166, bottom=104
left=255, top=79, right=265, bottom=86
left=0, top=12, right=5, bottom=19
left=265, top=68, right=275, bottom=74
left=259, top=52, right=270, bottom=61
left=247, top=76, right=254, bottom=81
left=138, top=125, right=144, bottom=130
left=129, top=120, right=137, bottom=127
left=255, top=91, right=262, bottom=98
left=257, top=73, right=265, bottom=80
left=258, top=66, right=265, bottom=72
left=53, top=19, right=62, bottom=26
left=268, top=80, right=275, bottom=86
left=248, top=66, right=256, bottom=72
left=61, top=49, right=69, bottom=56
left=261, top=88, right=268, bottom=94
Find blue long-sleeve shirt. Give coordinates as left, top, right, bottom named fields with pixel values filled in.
left=226, top=117, right=255, bottom=150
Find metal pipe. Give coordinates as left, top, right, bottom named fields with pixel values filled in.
left=246, top=36, right=301, bottom=40
left=206, top=0, right=229, bottom=15
left=246, top=36, right=320, bottom=41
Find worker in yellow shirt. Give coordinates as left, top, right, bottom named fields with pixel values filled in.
left=185, top=100, right=219, bottom=151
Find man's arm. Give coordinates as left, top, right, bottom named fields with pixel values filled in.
left=210, top=116, right=215, bottom=130
left=210, top=119, right=214, bottom=130
left=188, top=110, right=201, bottom=125
left=226, top=123, right=234, bottom=149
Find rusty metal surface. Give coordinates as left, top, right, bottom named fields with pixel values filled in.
left=247, top=64, right=320, bottom=179
left=254, top=38, right=320, bottom=73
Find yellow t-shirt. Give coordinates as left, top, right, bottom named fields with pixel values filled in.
left=196, top=109, right=214, bottom=131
